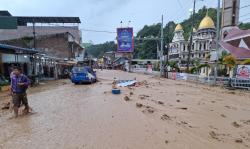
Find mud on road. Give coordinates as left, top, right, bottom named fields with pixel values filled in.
left=1, top=70, right=250, bottom=149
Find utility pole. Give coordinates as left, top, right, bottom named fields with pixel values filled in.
left=166, top=24, right=170, bottom=79
left=187, top=0, right=196, bottom=72
left=165, top=44, right=169, bottom=78
left=214, top=0, right=221, bottom=85
left=160, top=15, right=164, bottom=76
left=32, top=19, right=36, bottom=76
left=32, top=19, right=36, bottom=49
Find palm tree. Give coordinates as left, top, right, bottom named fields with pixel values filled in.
left=167, top=61, right=179, bottom=71
left=219, top=51, right=229, bottom=64
left=222, top=54, right=237, bottom=77
left=223, top=54, right=236, bottom=69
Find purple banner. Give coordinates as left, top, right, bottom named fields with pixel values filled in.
left=117, top=28, right=134, bottom=53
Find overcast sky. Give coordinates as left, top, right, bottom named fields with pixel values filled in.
left=1, top=0, right=249, bottom=44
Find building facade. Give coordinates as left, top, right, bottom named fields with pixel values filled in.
left=169, top=15, right=216, bottom=72
left=0, top=11, right=83, bottom=81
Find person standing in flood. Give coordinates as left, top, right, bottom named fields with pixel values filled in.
left=10, top=66, right=30, bottom=118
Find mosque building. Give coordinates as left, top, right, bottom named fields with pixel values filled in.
left=169, top=14, right=216, bottom=74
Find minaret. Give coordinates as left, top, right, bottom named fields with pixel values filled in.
left=173, top=24, right=184, bottom=42
left=221, top=0, right=240, bottom=39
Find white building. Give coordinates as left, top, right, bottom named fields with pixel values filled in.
left=169, top=14, right=216, bottom=74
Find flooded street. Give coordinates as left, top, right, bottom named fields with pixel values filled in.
left=1, top=70, right=250, bottom=149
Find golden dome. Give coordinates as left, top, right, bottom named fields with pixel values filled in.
left=175, top=24, right=183, bottom=31
left=198, top=15, right=215, bottom=30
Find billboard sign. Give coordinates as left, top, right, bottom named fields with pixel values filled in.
left=236, top=65, right=250, bottom=79
left=117, top=27, right=134, bottom=53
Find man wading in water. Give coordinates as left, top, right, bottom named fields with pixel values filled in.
left=11, top=66, right=30, bottom=118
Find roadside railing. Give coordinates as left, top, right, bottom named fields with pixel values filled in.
left=132, top=69, right=250, bottom=90
left=172, top=72, right=250, bottom=90
left=230, top=78, right=250, bottom=90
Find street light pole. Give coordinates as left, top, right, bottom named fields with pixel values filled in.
left=214, top=0, right=221, bottom=85
left=187, top=0, right=196, bottom=72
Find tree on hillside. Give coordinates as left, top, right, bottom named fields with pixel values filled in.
left=134, top=23, right=162, bottom=59
left=182, top=7, right=218, bottom=40
left=86, top=41, right=116, bottom=58
left=239, top=23, right=250, bottom=30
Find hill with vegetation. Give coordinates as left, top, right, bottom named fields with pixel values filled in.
left=85, top=41, right=116, bottom=58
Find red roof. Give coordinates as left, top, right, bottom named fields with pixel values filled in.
left=220, top=42, right=250, bottom=60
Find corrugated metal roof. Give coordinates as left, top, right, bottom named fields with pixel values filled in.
left=17, top=16, right=81, bottom=25
left=0, top=43, right=38, bottom=54
left=0, top=11, right=12, bottom=16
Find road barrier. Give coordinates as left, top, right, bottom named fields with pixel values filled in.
left=230, top=78, right=250, bottom=90
left=172, top=72, right=250, bottom=90
left=131, top=69, right=250, bottom=90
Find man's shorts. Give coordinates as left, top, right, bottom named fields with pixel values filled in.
left=12, top=93, right=28, bottom=108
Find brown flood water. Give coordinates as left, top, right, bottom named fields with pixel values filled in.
left=0, top=70, right=250, bottom=149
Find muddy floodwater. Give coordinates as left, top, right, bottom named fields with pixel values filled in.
left=1, top=70, right=250, bottom=149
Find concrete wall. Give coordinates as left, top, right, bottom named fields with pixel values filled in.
left=36, top=34, right=71, bottom=59
left=0, top=26, right=82, bottom=43
left=0, top=33, right=82, bottom=60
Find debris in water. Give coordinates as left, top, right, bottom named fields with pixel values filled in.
left=136, top=103, right=143, bottom=108
left=235, top=138, right=243, bottom=143
left=158, top=101, right=164, bottom=105
left=220, top=114, right=226, bottom=118
left=147, top=109, right=154, bottom=113
left=124, top=96, right=130, bottom=101
left=139, top=94, right=150, bottom=100
left=209, top=131, right=220, bottom=141
left=1, top=102, right=10, bottom=110
left=232, top=122, right=241, bottom=128
left=177, top=107, right=188, bottom=110
left=117, top=80, right=137, bottom=87
left=161, top=114, right=171, bottom=121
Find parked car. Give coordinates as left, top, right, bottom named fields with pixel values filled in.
left=70, top=66, right=97, bottom=84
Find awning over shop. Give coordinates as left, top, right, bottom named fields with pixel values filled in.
left=57, top=60, right=77, bottom=66
left=0, top=43, right=39, bottom=54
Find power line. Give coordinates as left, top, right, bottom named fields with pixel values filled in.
left=80, top=29, right=116, bottom=34
left=177, top=0, right=188, bottom=16
left=172, top=0, right=193, bottom=23
left=240, top=4, right=250, bottom=9
left=240, top=12, right=250, bottom=18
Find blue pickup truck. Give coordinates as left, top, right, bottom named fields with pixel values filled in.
left=70, top=66, right=97, bottom=84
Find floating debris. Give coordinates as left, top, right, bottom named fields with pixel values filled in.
left=124, top=96, right=130, bottom=101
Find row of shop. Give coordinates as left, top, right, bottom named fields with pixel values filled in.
left=0, top=43, right=75, bottom=86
